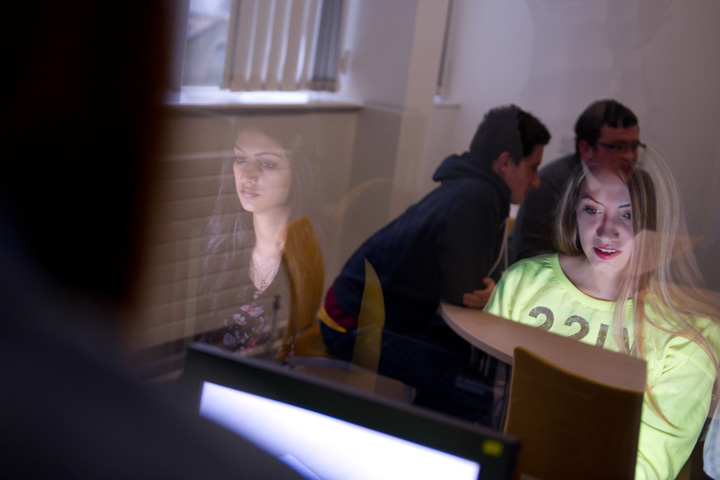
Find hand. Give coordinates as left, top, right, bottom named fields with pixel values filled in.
left=462, top=277, right=496, bottom=309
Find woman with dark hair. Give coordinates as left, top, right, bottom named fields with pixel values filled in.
left=196, top=123, right=318, bottom=359
left=485, top=155, right=720, bottom=479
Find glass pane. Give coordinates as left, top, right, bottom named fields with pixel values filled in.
left=183, top=0, right=232, bottom=86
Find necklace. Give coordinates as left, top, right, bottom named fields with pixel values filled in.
left=251, top=254, right=282, bottom=290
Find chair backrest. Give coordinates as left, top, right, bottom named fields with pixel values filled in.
left=278, top=218, right=411, bottom=401
left=504, top=346, right=644, bottom=480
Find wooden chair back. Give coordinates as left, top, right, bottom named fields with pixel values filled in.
left=504, top=346, right=645, bottom=480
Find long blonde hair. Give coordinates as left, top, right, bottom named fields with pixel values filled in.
left=554, top=151, right=720, bottom=423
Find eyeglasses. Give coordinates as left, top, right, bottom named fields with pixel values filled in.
left=597, top=141, right=646, bottom=154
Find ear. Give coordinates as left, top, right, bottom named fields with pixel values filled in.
left=578, top=139, right=594, bottom=160
left=492, top=151, right=513, bottom=177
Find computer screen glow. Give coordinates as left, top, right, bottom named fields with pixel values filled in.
left=200, top=381, right=481, bottom=480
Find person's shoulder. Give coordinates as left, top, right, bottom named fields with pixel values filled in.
left=688, top=314, right=720, bottom=360
left=643, top=296, right=720, bottom=364
left=434, top=176, right=507, bottom=215
left=494, top=255, right=559, bottom=301
left=539, top=153, right=579, bottom=178
left=441, top=172, right=498, bottom=194
left=505, top=253, right=557, bottom=277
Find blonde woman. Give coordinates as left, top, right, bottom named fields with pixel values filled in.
left=485, top=158, right=720, bottom=479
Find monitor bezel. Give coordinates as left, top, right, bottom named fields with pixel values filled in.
left=180, top=342, right=519, bottom=480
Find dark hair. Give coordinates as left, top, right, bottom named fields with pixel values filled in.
left=469, top=104, right=551, bottom=167
left=574, top=99, right=638, bottom=154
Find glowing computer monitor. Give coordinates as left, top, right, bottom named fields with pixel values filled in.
left=181, top=343, right=519, bottom=480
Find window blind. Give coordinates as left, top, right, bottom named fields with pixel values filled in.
left=222, top=0, right=345, bottom=92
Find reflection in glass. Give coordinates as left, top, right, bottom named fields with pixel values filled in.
left=195, top=124, right=315, bottom=359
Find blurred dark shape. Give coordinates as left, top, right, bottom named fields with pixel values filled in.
left=1, top=2, right=168, bottom=313
left=0, top=2, right=302, bottom=478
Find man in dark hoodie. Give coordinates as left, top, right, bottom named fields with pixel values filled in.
left=319, top=105, right=551, bottom=422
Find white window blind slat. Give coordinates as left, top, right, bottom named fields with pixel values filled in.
left=221, top=0, right=241, bottom=90
left=264, top=0, right=292, bottom=91
left=296, top=0, right=320, bottom=90
left=279, top=0, right=306, bottom=91
left=246, top=0, right=274, bottom=91
left=223, top=0, right=344, bottom=92
left=311, top=0, right=344, bottom=91
left=223, top=0, right=258, bottom=91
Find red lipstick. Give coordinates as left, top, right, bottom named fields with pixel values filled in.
left=593, top=246, right=621, bottom=260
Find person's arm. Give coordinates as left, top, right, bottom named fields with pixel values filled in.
left=634, top=341, right=716, bottom=480
left=483, top=262, right=525, bottom=318
left=462, top=278, right=496, bottom=309
left=439, top=196, right=501, bottom=306
left=703, top=404, right=720, bottom=478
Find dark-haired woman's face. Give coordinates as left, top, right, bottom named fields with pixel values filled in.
left=575, top=169, right=634, bottom=275
left=233, top=128, right=292, bottom=216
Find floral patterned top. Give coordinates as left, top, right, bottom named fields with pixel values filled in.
left=197, top=268, right=287, bottom=356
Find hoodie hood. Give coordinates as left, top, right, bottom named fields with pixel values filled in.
left=432, top=151, right=510, bottom=198
left=433, top=151, right=495, bottom=182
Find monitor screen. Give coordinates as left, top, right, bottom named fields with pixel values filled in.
left=181, top=343, right=519, bottom=480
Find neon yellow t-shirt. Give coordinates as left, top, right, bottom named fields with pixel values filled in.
left=485, top=254, right=719, bottom=480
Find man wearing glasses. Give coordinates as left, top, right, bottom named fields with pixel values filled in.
left=508, top=99, right=643, bottom=263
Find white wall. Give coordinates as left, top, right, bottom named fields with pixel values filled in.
left=334, top=0, right=449, bottom=262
